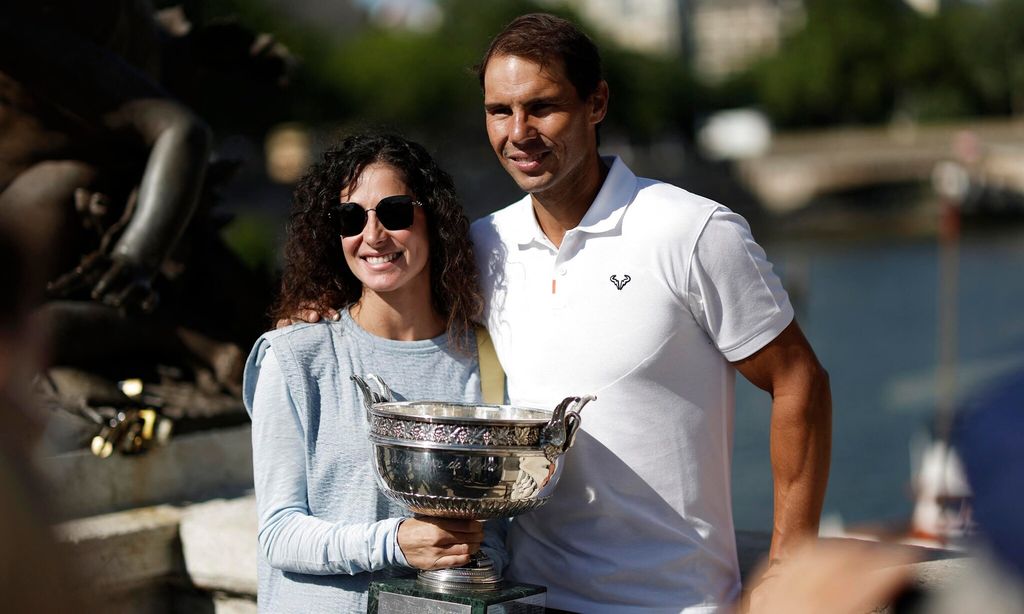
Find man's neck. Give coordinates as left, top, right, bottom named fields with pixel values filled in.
left=531, top=157, right=609, bottom=248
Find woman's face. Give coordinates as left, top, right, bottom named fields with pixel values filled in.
left=339, top=163, right=431, bottom=300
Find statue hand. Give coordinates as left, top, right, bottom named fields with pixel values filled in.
left=48, top=252, right=159, bottom=312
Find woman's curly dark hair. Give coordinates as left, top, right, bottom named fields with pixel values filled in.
left=272, top=133, right=483, bottom=351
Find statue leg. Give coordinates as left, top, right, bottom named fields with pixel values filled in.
left=36, top=300, right=190, bottom=371
left=36, top=300, right=243, bottom=393
left=0, top=160, right=100, bottom=279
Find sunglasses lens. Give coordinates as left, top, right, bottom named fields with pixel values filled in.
left=375, top=196, right=415, bottom=231
left=332, top=196, right=418, bottom=236
left=335, top=203, right=368, bottom=237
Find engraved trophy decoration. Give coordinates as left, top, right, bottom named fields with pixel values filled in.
left=352, top=374, right=594, bottom=613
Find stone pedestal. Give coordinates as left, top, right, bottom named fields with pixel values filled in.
left=368, top=577, right=546, bottom=613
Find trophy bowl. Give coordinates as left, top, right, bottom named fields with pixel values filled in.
left=352, top=374, right=594, bottom=592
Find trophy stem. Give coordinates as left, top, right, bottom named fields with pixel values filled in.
left=416, top=551, right=503, bottom=592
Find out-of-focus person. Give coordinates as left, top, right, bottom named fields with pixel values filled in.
left=0, top=213, right=91, bottom=612
left=740, top=370, right=1024, bottom=614
left=738, top=537, right=916, bottom=614
left=929, top=370, right=1024, bottom=614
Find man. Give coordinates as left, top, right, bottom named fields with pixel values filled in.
left=470, top=13, right=831, bottom=613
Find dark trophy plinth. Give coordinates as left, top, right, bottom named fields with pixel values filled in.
left=352, top=374, right=594, bottom=614
left=368, top=577, right=546, bottom=614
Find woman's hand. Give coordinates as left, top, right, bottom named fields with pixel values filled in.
left=397, top=517, right=484, bottom=570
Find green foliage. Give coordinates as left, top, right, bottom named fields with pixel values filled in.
left=159, top=0, right=1024, bottom=134
left=221, top=212, right=282, bottom=273
left=746, top=0, right=910, bottom=127
left=168, top=0, right=697, bottom=142
left=737, top=0, right=1024, bottom=127
left=602, top=47, right=696, bottom=142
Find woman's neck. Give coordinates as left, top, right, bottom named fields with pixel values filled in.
left=349, top=290, right=446, bottom=341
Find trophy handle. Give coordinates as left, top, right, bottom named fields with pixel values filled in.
left=541, top=394, right=595, bottom=460
left=562, top=395, right=595, bottom=450
left=350, top=373, right=395, bottom=421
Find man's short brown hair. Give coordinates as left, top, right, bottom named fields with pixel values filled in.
left=476, top=13, right=603, bottom=101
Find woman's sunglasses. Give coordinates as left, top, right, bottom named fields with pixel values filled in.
left=327, top=195, right=422, bottom=237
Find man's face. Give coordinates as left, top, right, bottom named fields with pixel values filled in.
left=483, top=54, right=607, bottom=200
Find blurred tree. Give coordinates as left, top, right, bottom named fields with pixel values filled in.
left=744, top=0, right=912, bottom=127
left=324, top=0, right=697, bottom=143
left=164, top=0, right=697, bottom=143
left=965, top=0, right=1024, bottom=116
left=602, top=47, right=697, bottom=143
left=734, top=0, right=1024, bottom=128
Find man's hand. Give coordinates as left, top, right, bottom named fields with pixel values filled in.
left=274, top=305, right=340, bottom=329
left=397, top=517, right=484, bottom=570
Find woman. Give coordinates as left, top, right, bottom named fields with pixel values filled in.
left=242, top=133, right=490, bottom=612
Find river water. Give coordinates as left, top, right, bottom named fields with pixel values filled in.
left=730, top=213, right=1024, bottom=531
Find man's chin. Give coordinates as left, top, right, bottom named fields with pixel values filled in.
left=507, top=168, right=552, bottom=194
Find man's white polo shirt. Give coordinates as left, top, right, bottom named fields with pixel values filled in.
left=471, top=157, right=794, bottom=613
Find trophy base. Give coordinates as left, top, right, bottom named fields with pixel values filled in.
left=417, top=551, right=503, bottom=592
left=368, top=577, right=546, bottom=613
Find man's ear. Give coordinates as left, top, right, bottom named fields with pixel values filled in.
left=588, top=80, right=609, bottom=124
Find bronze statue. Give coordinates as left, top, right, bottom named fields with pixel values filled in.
left=1, top=1, right=287, bottom=451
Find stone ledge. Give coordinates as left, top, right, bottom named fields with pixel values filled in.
left=44, top=424, right=254, bottom=520
left=56, top=504, right=185, bottom=593
left=210, top=595, right=258, bottom=614
left=55, top=496, right=261, bottom=601
left=180, top=496, right=259, bottom=595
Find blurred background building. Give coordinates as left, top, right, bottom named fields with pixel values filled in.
left=683, top=0, right=805, bottom=83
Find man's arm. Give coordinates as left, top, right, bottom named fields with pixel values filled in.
left=733, top=320, right=832, bottom=563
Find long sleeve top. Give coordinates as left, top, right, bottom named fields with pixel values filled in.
left=243, top=313, right=486, bottom=613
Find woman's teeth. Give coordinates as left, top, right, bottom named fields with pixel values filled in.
left=366, top=253, right=400, bottom=265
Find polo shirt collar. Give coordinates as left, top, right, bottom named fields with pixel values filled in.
left=576, top=156, right=635, bottom=235
left=512, top=156, right=636, bottom=248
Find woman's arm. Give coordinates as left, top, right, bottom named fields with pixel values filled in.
left=251, top=348, right=408, bottom=575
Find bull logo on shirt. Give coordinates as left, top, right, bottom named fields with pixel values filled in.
left=609, top=274, right=631, bottom=290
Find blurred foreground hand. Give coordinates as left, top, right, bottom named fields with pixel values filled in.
left=740, top=538, right=917, bottom=614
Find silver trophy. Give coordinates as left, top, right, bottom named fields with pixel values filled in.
left=352, top=374, right=594, bottom=592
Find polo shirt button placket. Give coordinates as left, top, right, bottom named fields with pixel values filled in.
left=551, top=231, right=577, bottom=308
left=551, top=263, right=568, bottom=309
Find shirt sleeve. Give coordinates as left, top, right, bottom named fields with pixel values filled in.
left=686, top=208, right=794, bottom=362
left=250, top=347, right=410, bottom=575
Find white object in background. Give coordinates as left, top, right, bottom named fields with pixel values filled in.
left=904, top=0, right=940, bottom=17
left=910, top=437, right=973, bottom=546
left=697, top=108, right=772, bottom=161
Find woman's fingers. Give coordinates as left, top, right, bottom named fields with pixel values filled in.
left=426, top=553, right=474, bottom=570
left=398, top=518, right=485, bottom=570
